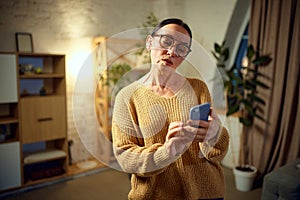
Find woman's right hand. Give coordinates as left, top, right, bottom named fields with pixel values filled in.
left=164, top=122, right=196, bottom=156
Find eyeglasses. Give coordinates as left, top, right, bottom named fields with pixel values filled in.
left=152, top=34, right=192, bottom=57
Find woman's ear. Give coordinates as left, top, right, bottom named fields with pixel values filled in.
left=146, top=35, right=152, bottom=50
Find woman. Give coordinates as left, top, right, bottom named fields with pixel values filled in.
left=112, top=18, right=229, bottom=200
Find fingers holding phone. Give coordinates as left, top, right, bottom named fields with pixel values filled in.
left=165, top=121, right=195, bottom=156
left=188, top=103, right=221, bottom=143
left=205, top=109, right=221, bottom=142
left=187, top=103, right=211, bottom=142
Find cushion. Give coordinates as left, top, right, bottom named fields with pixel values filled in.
left=262, top=158, right=300, bottom=200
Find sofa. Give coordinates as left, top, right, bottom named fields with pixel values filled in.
left=262, top=158, right=300, bottom=200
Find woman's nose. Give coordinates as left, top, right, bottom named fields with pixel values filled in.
left=167, top=45, right=177, bottom=56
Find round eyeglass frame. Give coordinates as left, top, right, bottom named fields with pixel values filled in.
left=152, top=34, right=192, bottom=57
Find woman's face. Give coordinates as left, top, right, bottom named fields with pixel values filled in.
left=147, top=24, right=191, bottom=70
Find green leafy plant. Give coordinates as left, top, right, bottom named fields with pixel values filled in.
left=213, top=41, right=272, bottom=175
left=100, top=63, right=132, bottom=88
left=139, top=12, right=159, bottom=39
left=212, top=41, right=272, bottom=127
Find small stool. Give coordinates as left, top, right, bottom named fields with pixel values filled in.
left=262, top=158, right=300, bottom=200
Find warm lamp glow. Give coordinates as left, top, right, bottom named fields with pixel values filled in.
left=67, top=38, right=93, bottom=79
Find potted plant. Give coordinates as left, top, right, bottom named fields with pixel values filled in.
left=212, top=41, right=272, bottom=191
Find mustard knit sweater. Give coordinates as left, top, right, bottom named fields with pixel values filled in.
left=112, top=78, right=229, bottom=200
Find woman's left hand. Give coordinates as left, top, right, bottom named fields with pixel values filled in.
left=183, top=119, right=209, bottom=143
left=184, top=109, right=221, bottom=143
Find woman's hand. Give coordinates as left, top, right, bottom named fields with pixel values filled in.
left=184, top=119, right=209, bottom=143
left=185, top=109, right=221, bottom=143
left=164, top=121, right=196, bottom=157
left=164, top=110, right=221, bottom=157
left=184, top=109, right=222, bottom=158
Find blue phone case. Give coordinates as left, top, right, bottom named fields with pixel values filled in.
left=189, top=102, right=211, bottom=121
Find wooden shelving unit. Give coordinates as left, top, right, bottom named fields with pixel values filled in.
left=0, top=52, right=68, bottom=192
left=18, top=53, right=68, bottom=186
left=0, top=36, right=149, bottom=193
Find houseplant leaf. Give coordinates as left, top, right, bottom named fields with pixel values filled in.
left=240, top=117, right=252, bottom=126
left=253, top=113, right=265, bottom=121
left=214, top=43, right=222, bottom=53
left=252, top=80, right=269, bottom=89
left=211, top=51, right=220, bottom=61
left=227, top=103, right=240, bottom=116
left=222, top=48, right=229, bottom=61
left=243, top=67, right=269, bottom=78
left=247, top=93, right=266, bottom=105
left=247, top=45, right=255, bottom=60
left=252, top=55, right=272, bottom=66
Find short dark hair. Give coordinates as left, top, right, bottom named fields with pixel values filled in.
left=151, top=18, right=192, bottom=40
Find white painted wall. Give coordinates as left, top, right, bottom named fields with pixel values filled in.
left=178, top=0, right=237, bottom=110
left=183, top=0, right=237, bottom=51
left=0, top=0, right=236, bottom=54
left=0, top=0, right=237, bottom=163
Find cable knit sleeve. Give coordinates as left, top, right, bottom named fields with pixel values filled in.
left=199, top=127, right=229, bottom=162
left=189, top=78, right=230, bottom=162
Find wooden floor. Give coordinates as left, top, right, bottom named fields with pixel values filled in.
left=1, top=165, right=262, bottom=200
left=68, top=158, right=105, bottom=176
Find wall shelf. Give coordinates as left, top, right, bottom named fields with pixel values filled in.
left=0, top=117, right=18, bottom=125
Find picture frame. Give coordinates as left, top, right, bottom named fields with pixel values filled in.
left=16, top=32, right=34, bottom=53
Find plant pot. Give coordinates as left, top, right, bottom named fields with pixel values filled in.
left=233, top=165, right=257, bottom=192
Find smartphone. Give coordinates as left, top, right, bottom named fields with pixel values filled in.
left=189, top=102, right=211, bottom=121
